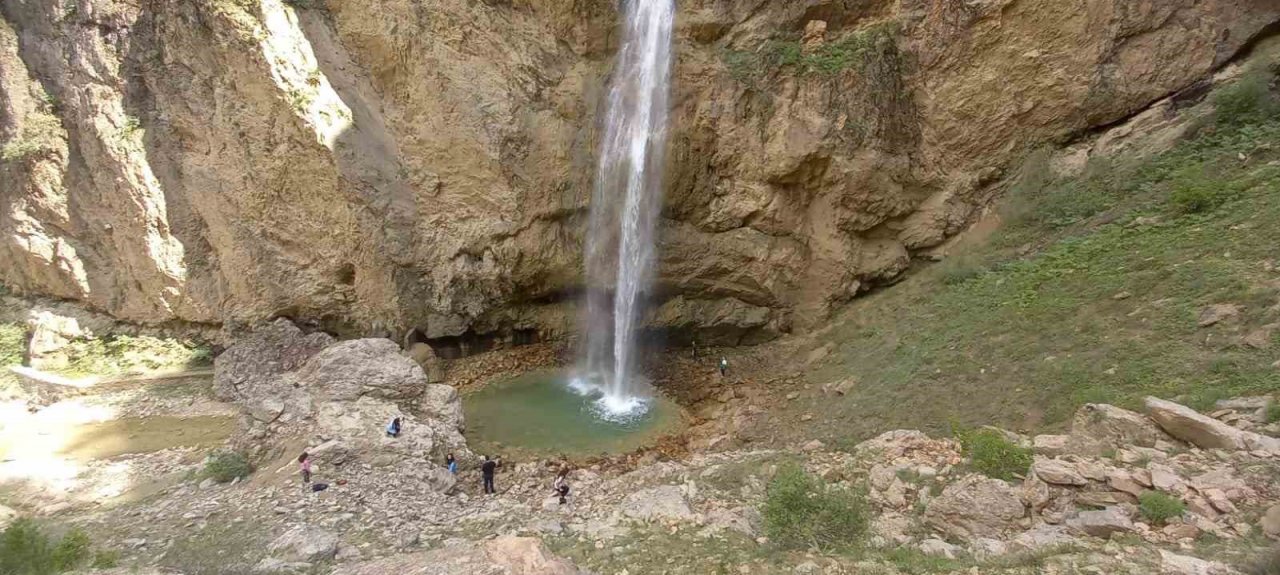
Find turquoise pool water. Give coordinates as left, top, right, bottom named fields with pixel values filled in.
left=462, top=370, right=684, bottom=459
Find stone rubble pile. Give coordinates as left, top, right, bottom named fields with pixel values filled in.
left=214, top=319, right=471, bottom=469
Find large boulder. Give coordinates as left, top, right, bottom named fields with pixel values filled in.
left=924, top=476, right=1026, bottom=540
left=214, top=319, right=333, bottom=401
left=1144, top=397, right=1280, bottom=452
left=419, top=384, right=465, bottom=432
left=1071, top=404, right=1170, bottom=448
left=266, top=525, right=339, bottom=563
left=620, top=485, right=695, bottom=523
left=295, top=339, right=428, bottom=401
left=1159, top=550, right=1239, bottom=575
left=1067, top=507, right=1134, bottom=539
left=329, top=536, right=583, bottom=575
left=313, top=397, right=466, bottom=465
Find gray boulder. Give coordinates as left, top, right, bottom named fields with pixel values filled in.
left=419, top=384, right=465, bottom=432
left=329, top=536, right=583, bottom=575
left=1067, top=507, right=1134, bottom=539
left=214, top=319, right=333, bottom=402
left=1072, top=403, right=1170, bottom=448
left=1145, top=397, right=1280, bottom=452
left=295, top=339, right=428, bottom=401
left=621, top=485, right=695, bottom=523
left=267, top=525, right=339, bottom=563
left=924, top=475, right=1026, bottom=540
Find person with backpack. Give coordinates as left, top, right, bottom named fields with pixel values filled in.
left=719, top=357, right=728, bottom=378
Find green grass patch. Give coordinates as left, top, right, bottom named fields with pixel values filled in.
left=201, top=450, right=252, bottom=483
left=762, top=464, right=869, bottom=551
left=1, top=111, right=63, bottom=163
left=0, top=518, right=116, bottom=574
left=0, top=323, right=25, bottom=400
left=1265, top=403, right=1280, bottom=424
left=724, top=21, right=899, bottom=83
left=1252, top=545, right=1280, bottom=575
left=786, top=61, right=1280, bottom=443
left=958, top=429, right=1032, bottom=481
left=1138, top=491, right=1186, bottom=525
left=57, top=333, right=212, bottom=378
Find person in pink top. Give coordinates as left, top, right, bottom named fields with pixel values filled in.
left=299, top=452, right=312, bottom=485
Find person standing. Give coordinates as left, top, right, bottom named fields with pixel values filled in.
left=481, top=455, right=498, bottom=494
left=446, top=453, right=458, bottom=475
left=298, top=452, right=313, bottom=485
left=553, top=467, right=570, bottom=505
left=691, top=339, right=699, bottom=361
left=719, top=356, right=728, bottom=378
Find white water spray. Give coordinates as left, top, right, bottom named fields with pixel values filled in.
left=574, top=0, right=675, bottom=419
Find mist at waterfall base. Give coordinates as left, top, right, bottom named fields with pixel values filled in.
left=571, top=0, right=676, bottom=422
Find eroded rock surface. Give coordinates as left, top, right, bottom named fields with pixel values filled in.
left=3, top=0, right=1277, bottom=342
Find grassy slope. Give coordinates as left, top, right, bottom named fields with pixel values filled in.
left=789, top=62, right=1280, bottom=443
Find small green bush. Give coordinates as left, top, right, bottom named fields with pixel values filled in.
left=1, top=111, right=63, bottom=162
left=1252, top=545, right=1280, bottom=575
left=203, top=450, right=252, bottom=483
left=0, top=323, right=25, bottom=367
left=0, top=518, right=108, bottom=575
left=1168, top=165, right=1236, bottom=215
left=1137, top=491, right=1185, bottom=525
left=938, top=255, right=990, bottom=286
left=1214, top=66, right=1279, bottom=128
left=958, top=429, right=1032, bottom=481
left=1265, top=403, right=1280, bottom=424
left=762, top=463, right=869, bottom=551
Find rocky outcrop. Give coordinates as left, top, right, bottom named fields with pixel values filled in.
left=330, top=536, right=584, bottom=575
left=2, top=0, right=1277, bottom=342
left=1144, top=396, right=1280, bottom=452
left=217, top=320, right=468, bottom=465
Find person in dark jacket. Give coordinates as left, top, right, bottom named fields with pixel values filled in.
left=481, top=455, right=498, bottom=494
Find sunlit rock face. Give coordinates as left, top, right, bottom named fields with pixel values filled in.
left=2, top=0, right=1277, bottom=343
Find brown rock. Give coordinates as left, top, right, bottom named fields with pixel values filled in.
left=1197, top=304, right=1241, bottom=327
left=1161, top=522, right=1201, bottom=541
left=1144, top=397, right=1280, bottom=452
left=925, top=476, right=1027, bottom=540
left=1032, top=458, right=1087, bottom=486
left=1107, top=469, right=1146, bottom=499
left=1261, top=504, right=1280, bottom=540
left=1073, top=403, right=1170, bottom=448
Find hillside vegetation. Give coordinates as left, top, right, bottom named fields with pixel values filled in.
left=792, top=59, right=1280, bottom=442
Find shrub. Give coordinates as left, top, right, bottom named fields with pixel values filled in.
left=1168, top=165, right=1236, bottom=215
left=1251, top=545, right=1280, bottom=575
left=1266, top=403, right=1280, bottom=424
left=1214, top=66, right=1279, bottom=128
left=203, top=450, right=252, bottom=483
left=958, top=429, right=1032, bottom=481
left=938, top=255, right=990, bottom=286
left=1137, top=491, right=1185, bottom=525
left=0, top=323, right=25, bottom=367
left=0, top=518, right=107, bottom=574
left=762, top=463, right=869, bottom=551
left=1, top=111, right=63, bottom=162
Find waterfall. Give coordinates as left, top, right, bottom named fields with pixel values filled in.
left=574, top=0, right=675, bottom=419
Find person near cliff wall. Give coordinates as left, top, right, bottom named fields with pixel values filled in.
left=482, top=455, right=498, bottom=494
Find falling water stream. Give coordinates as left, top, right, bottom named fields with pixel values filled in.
left=574, top=0, right=676, bottom=420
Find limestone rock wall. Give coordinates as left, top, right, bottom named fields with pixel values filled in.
left=2, top=0, right=1277, bottom=345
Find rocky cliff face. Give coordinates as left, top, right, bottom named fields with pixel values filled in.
left=2, top=0, right=1277, bottom=348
